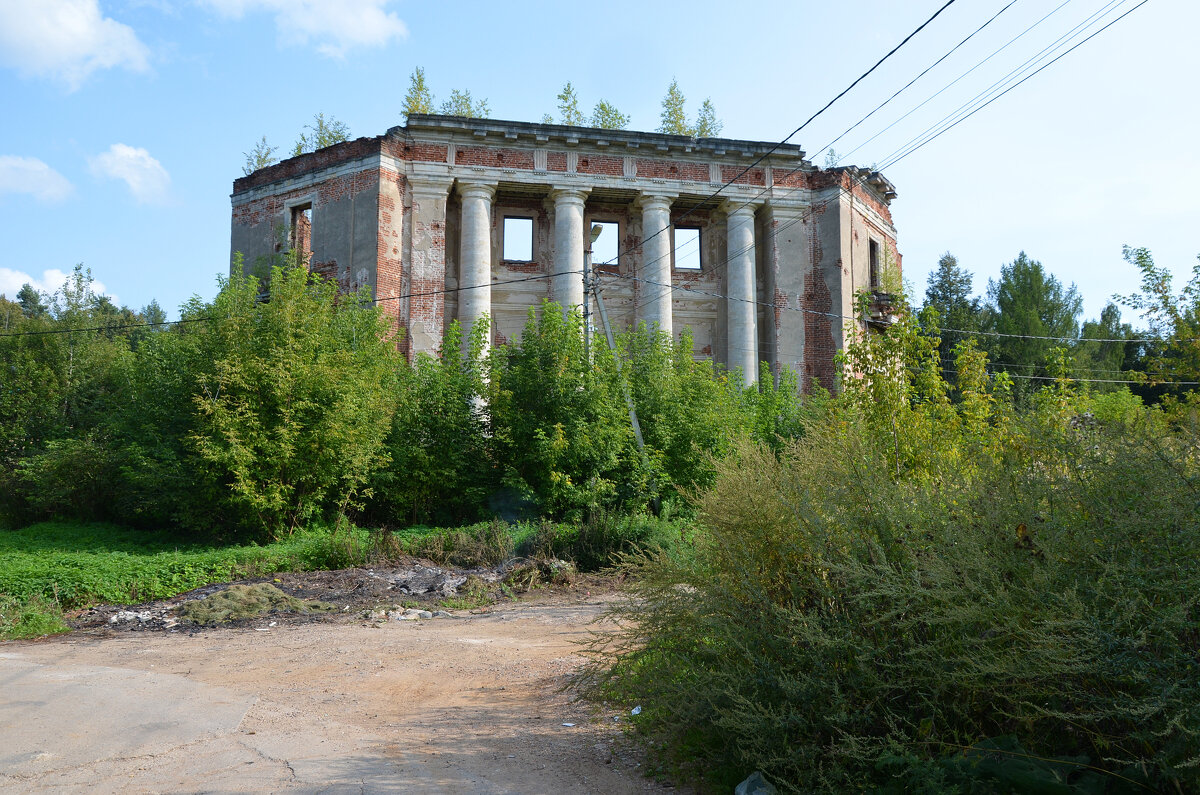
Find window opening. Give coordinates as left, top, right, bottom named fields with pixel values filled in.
left=673, top=227, right=701, bottom=271
left=590, top=221, right=619, bottom=268
left=869, top=239, right=880, bottom=288
left=502, top=216, right=534, bottom=261
left=290, top=203, right=313, bottom=265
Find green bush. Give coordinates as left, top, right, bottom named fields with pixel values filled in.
left=587, top=312, right=1200, bottom=793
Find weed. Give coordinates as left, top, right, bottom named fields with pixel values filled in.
left=176, top=584, right=334, bottom=625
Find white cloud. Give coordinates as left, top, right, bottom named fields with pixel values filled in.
left=0, top=156, right=74, bottom=202
left=0, top=0, right=150, bottom=90
left=89, top=143, right=170, bottom=204
left=0, top=267, right=115, bottom=305
left=202, top=0, right=407, bottom=57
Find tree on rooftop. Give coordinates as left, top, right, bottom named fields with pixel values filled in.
left=292, top=113, right=350, bottom=157
left=658, top=78, right=690, bottom=135
left=556, top=82, right=585, bottom=126
left=440, top=89, right=490, bottom=119
left=402, top=67, right=435, bottom=119
left=242, top=135, right=278, bottom=175
left=590, top=99, right=629, bottom=130
left=693, top=98, right=722, bottom=137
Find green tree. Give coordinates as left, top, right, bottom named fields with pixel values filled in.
left=658, top=78, right=690, bottom=135
left=292, top=112, right=351, bottom=157
left=590, top=99, right=629, bottom=130
left=402, top=66, right=435, bottom=119
left=556, top=81, right=585, bottom=126
left=15, top=284, right=47, bottom=318
left=242, top=135, right=278, bottom=175
left=692, top=98, right=722, bottom=137
left=440, top=89, right=490, bottom=118
left=921, top=252, right=982, bottom=377
left=489, top=303, right=633, bottom=517
left=1074, top=302, right=1136, bottom=388
left=370, top=319, right=494, bottom=525
left=984, top=252, right=1082, bottom=394
left=182, top=256, right=398, bottom=537
left=1116, top=245, right=1200, bottom=383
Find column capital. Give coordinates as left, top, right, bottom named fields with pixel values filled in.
left=407, top=174, right=454, bottom=199
left=635, top=191, right=676, bottom=212
left=720, top=199, right=762, bottom=220
left=455, top=180, right=497, bottom=201
left=548, top=186, right=590, bottom=206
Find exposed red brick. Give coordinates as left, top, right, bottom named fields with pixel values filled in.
left=456, top=146, right=535, bottom=169
left=721, top=165, right=765, bottom=186
left=636, top=159, right=709, bottom=181
left=576, top=155, right=623, bottom=177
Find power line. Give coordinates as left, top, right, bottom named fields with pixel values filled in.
left=592, top=0, right=961, bottom=271
left=836, top=0, right=1079, bottom=165
left=614, top=0, right=1151, bottom=326
left=812, top=0, right=1022, bottom=164
left=876, top=0, right=1150, bottom=171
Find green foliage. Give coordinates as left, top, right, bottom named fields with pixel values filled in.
left=0, top=521, right=366, bottom=622
left=1116, top=245, right=1200, bottom=385
left=370, top=320, right=492, bottom=525
left=556, top=81, right=585, bottom=126
left=590, top=99, right=629, bottom=130
left=984, top=252, right=1083, bottom=396
left=658, top=78, right=690, bottom=134
left=440, top=88, right=490, bottom=119
left=922, top=251, right=982, bottom=374
left=658, top=80, right=723, bottom=137
left=585, top=318, right=1199, bottom=793
left=183, top=260, right=397, bottom=538
left=242, top=135, right=278, bottom=175
left=489, top=304, right=634, bottom=517
left=692, top=98, right=722, bottom=137
left=291, top=112, right=350, bottom=157
left=0, top=593, right=69, bottom=638
left=402, top=66, right=435, bottom=118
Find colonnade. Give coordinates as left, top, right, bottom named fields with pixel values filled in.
left=453, top=180, right=761, bottom=383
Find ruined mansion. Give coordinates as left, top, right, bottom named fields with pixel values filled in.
left=230, top=114, right=899, bottom=389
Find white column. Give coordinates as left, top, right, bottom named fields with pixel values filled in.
left=549, top=187, right=589, bottom=314
left=723, top=200, right=760, bottom=384
left=638, top=193, right=675, bottom=336
left=457, top=181, right=496, bottom=355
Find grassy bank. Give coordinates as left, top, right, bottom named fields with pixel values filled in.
left=1, top=514, right=685, bottom=640
left=0, top=521, right=368, bottom=639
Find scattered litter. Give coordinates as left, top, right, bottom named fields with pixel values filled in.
left=562, top=722, right=575, bottom=727
left=631, top=705, right=642, bottom=715
left=268, top=621, right=277, bottom=627
left=254, top=628, right=270, bottom=632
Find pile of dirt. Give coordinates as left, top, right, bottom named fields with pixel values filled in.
left=176, top=583, right=335, bottom=625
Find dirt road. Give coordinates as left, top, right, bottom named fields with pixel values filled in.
left=0, top=592, right=677, bottom=793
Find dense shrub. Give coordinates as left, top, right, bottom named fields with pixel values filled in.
left=586, top=315, right=1200, bottom=793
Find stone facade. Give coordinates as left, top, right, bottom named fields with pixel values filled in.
left=230, top=114, right=899, bottom=390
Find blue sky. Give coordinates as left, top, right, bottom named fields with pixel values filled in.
left=0, top=0, right=1195, bottom=325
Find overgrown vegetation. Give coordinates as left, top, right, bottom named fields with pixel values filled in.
left=584, top=307, right=1200, bottom=793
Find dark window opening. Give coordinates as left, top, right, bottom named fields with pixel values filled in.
left=502, top=216, right=534, bottom=261
left=674, top=227, right=701, bottom=271
left=869, top=239, right=881, bottom=288
left=590, top=221, right=619, bottom=268
left=291, top=204, right=313, bottom=265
